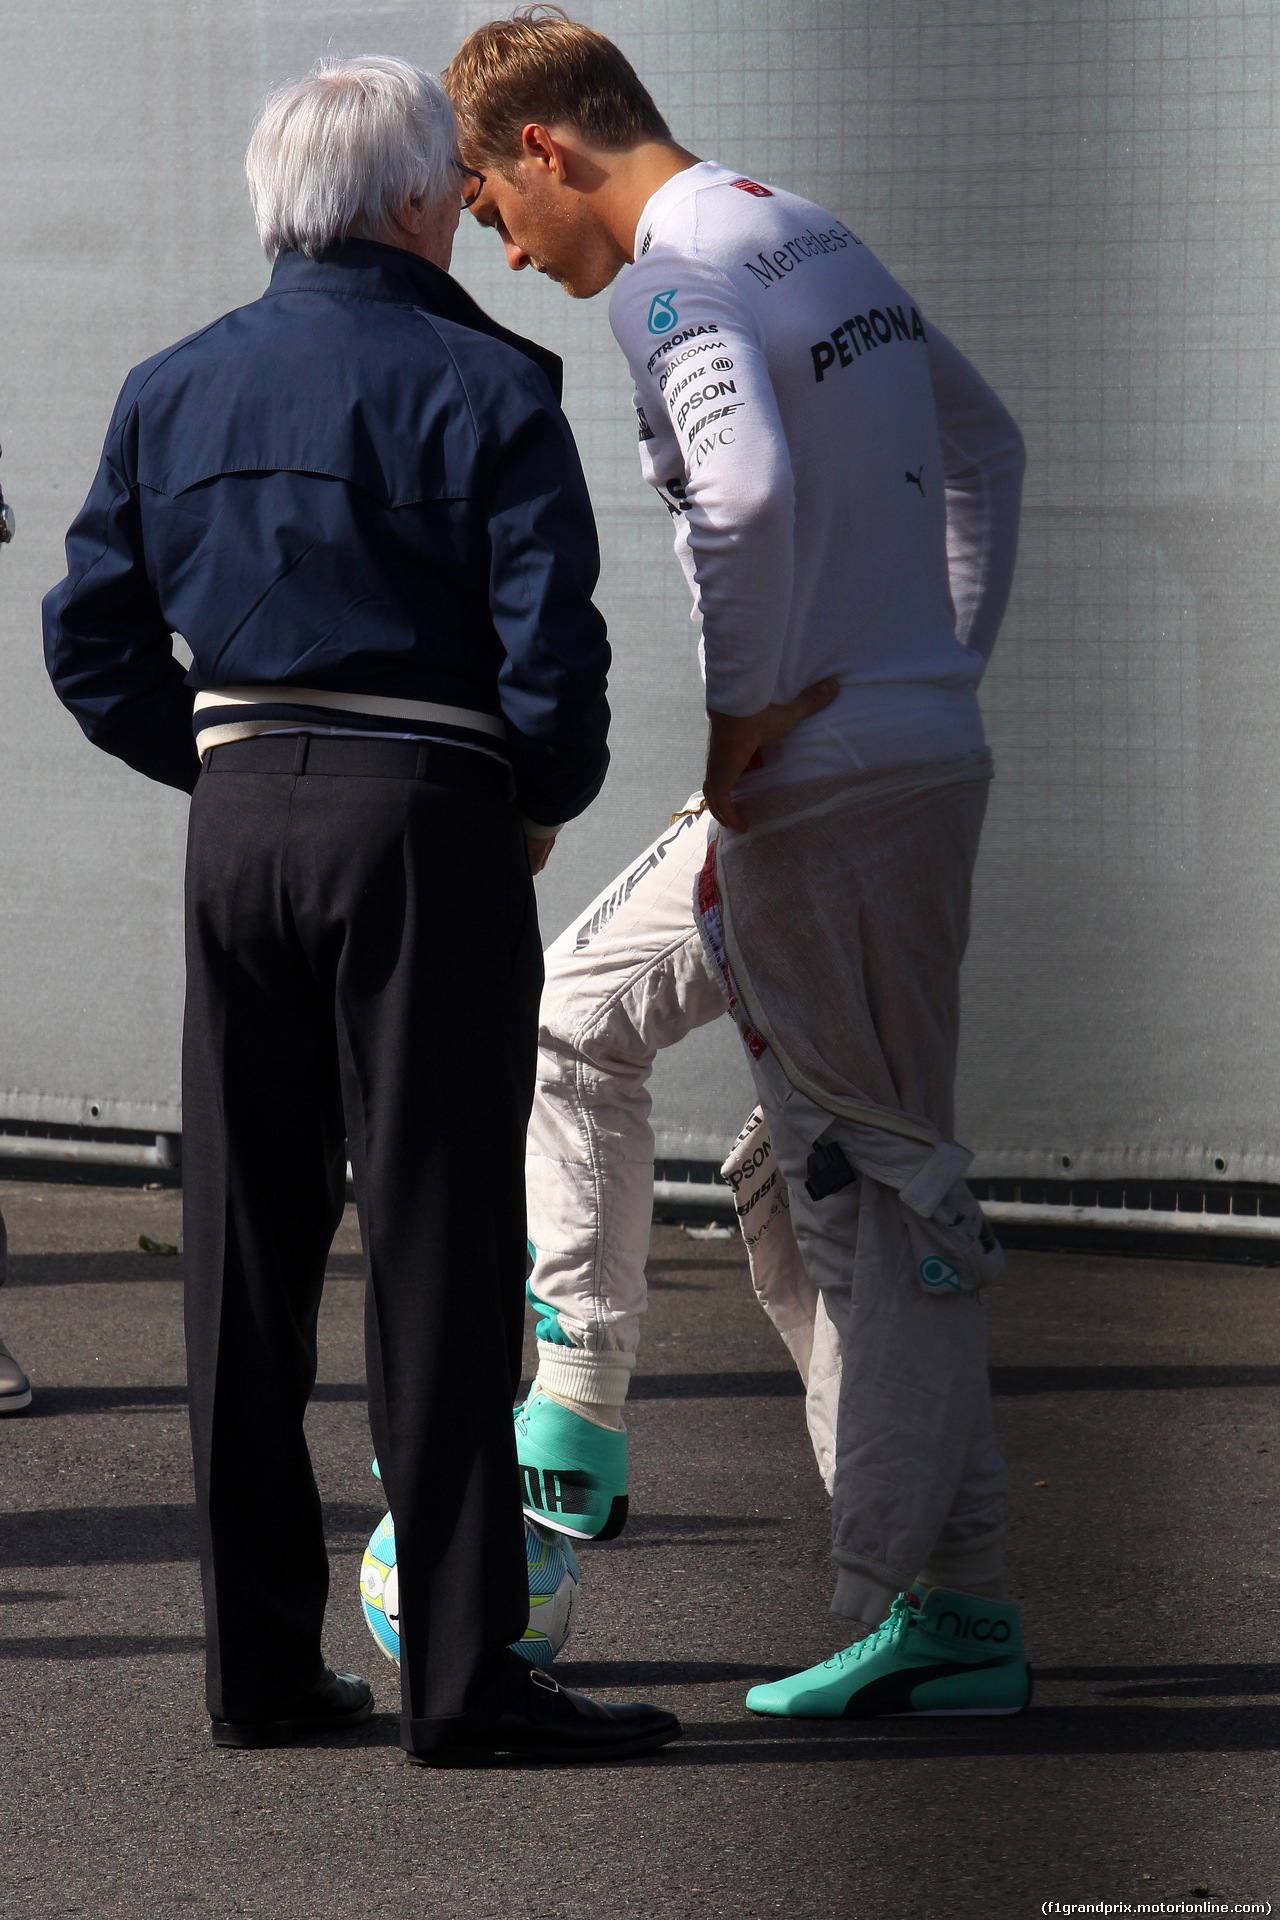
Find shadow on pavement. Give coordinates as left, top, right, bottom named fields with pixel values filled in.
left=30, top=1365, right=1277, bottom=1417
left=1039, top=1664, right=1280, bottom=1697
left=629, top=1372, right=803, bottom=1398
left=556, top=1660, right=790, bottom=1687
left=669, top=1705, right=1280, bottom=1761
left=593, top=1513, right=781, bottom=1551
left=295, top=1719, right=687, bottom=1764
left=570, top=1364, right=1280, bottom=1401
left=0, top=1500, right=768, bottom=1566
left=6, top=1253, right=186, bottom=1289
left=990, top=1363, right=1280, bottom=1393
left=340, top=1708, right=1280, bottom=1768
left=0, top=1633, right=205, bottom=1660
left=26, top=1382, right=366, bottom=1416
left=0, top=1502, right=382, bottom=1564
left=6, top=1251, right=367, bottom=1288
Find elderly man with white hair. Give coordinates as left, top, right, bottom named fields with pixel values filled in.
left=44, top=56, right=679, bottom=1766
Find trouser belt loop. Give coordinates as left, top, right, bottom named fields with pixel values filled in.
left=293, top=734, right=310, bottom=775
left=414, top=742, right=430, bottom=781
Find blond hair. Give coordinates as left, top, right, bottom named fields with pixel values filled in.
left=442, top=7, right=669, bottom=171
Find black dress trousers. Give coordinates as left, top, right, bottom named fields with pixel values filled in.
left=181, top=734, right=541, bottom=1751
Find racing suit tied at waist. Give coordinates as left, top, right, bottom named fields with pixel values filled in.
left=697, top=754, right=1005, bottom=1301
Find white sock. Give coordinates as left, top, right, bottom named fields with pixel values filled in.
left=533, top=1339, right=634, bottom=1431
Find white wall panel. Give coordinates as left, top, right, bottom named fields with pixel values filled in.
left=2, top=2, right=1276, bottom=1178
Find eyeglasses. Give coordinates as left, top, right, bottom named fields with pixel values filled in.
left=453, top=160, right=486, bottom=210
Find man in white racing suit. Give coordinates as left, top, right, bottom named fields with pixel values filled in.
left=445, top=12, right=1030, bottom=1719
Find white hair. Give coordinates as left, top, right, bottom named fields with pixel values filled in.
left=245, top=56, right=457, bottom=260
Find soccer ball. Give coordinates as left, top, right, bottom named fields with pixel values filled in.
left=359, top=1512, right=579, bottom=1671
left=521, top=1521, right=580, bottom=1668
left=359, top=1512, right=400, bottom=1664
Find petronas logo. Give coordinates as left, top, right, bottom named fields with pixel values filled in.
left=919, top=1256, right=963, bottom=1292
left=647, top=289, right=679, bottom=334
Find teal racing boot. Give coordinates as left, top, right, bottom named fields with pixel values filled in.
left=517, top=1269, right=629, bottom=1542
left=514, top=1390, right=628, bottom=1543
left=746, top=1588, right=1032, bottom=1719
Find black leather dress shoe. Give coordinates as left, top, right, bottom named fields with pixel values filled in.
left=211, top=1666, right=375, bottom=1748
left=406, top=1662, right=681, bottom=1766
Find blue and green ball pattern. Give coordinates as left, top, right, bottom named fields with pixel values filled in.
left=360, top=1512, right=580, bottom=1670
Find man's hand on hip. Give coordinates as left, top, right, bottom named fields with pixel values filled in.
left=703, top=678, right=839, bottom=830
left=526, top=833, right=557, bottom=875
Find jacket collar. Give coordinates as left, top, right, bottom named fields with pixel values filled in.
left=266, top=240, right=564, bottom=402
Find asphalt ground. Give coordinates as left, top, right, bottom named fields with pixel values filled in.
left=0, top=1180, right=1277, bottom=1919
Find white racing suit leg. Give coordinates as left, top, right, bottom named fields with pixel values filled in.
left=720, top=1107, right=843, bottom=1495
left=525, top=801, right=724, bottom=1384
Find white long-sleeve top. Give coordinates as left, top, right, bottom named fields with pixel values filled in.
left=608, top=162, right=1025, bottom=785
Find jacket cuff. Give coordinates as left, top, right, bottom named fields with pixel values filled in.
left=519, top=815, right=563, bottom=839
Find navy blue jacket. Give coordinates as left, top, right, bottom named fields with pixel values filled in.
left=43, top=241, right=610, bottom=825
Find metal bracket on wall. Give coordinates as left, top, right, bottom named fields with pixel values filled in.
left=979, top=1198, right=1280, bottom=1241
left=969, top=1178, right=1280, bottom=1245
left=652, top=1162, right=736, bottom=1223
left=652, top=1164, right=1280, bottom=1246
left=0, top=1130, right=180, bottom=1171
